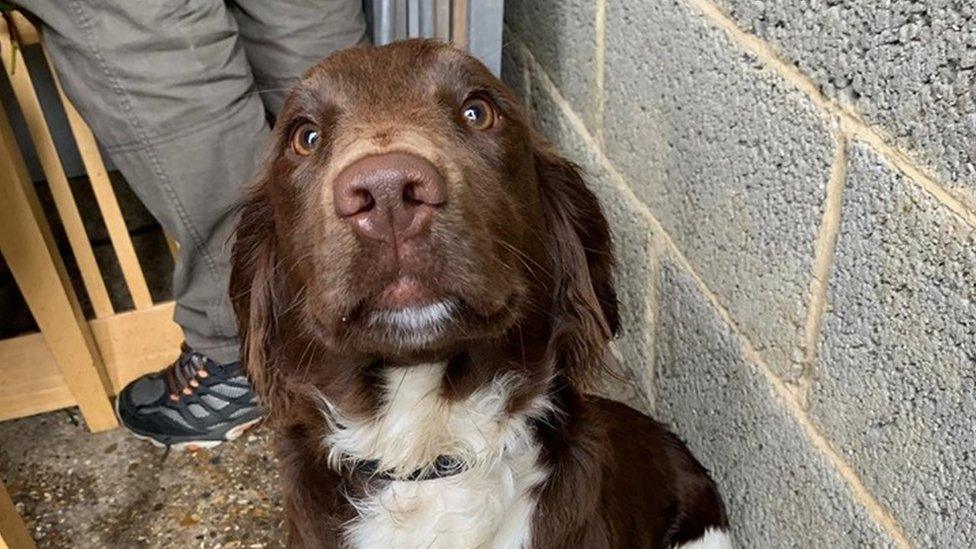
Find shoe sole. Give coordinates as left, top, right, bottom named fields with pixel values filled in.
left=114, top=398, right=262, bottom=452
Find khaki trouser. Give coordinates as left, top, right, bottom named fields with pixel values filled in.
left=17, top=0, right=366, bottom=363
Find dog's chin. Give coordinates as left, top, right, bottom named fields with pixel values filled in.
left=341, top=295, right=521, bottom=357
left=365, top=298, right=460, bottom=352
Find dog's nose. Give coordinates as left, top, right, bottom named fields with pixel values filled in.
left=333, top=152, right=447, bottom=242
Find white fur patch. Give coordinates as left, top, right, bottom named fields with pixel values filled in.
left=369, top=300, right=455, bottom=331
left=367, top=300, right=457, bottom=348
left=674, top=528, right=733, bottom=549
left=320, top=364, right=550, bottom=549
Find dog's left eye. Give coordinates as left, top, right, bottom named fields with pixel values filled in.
left=291, top=122, right=322, bottom=156
left=461, top=98, right=496, bottom=130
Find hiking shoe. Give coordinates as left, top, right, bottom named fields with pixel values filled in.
left=115, top=344, right=262, bottom=450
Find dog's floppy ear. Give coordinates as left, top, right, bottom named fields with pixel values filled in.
left=229, top=159, right=283, bottom=417
left=535, top=141, right=619, bottom=386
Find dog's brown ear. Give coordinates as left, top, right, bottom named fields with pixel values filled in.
left=229, top=162, right=283, bottom=417
left=535, top=142, right=619, bottom=386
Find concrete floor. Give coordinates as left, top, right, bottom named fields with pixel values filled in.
left=0, top=411, right=283, bottom=548
left=0, top=371, right=649, bottom=549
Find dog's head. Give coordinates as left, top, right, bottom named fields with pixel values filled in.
left=230, top=40, right=617, bottom=413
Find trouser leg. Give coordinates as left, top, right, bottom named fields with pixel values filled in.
left=228, top=0, right=367, bottom=115
left=19, top=0, right=368, bottom=364
left=19, top=0, right=269, bottom=364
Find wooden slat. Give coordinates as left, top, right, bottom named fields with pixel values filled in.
left=0, top=99, right=118, bottom=432
left=451, top=0, right=469, bottom=49
left=165, top=233, right=180, bottom=259
left=0, top=303, right=182, bottom=422
left=89, top=302, right=182, bottom=392
left=0, top=481, right=36, bottom=549
left=0, top=333, right=74, bottom=421
left=7, top=11, right=39, bottom=46
left=41, top=43, right=154, bottom=310
left=0, top=18, right=115, bottom=318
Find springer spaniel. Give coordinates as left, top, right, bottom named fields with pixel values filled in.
left=230, top=39, right=729, bottom=548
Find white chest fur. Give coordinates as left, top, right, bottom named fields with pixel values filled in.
left=320, top=364, right=550, bottom=549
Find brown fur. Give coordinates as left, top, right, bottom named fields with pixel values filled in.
left=230, top=39, right=727, bottom=548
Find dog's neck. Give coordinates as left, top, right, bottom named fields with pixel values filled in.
left=318, top=360, right=552, bottom=548
left=320, top=361, right=551, bottom=479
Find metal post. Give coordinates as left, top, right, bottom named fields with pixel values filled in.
left=466, top=0, right=503, bottom=75
left=434, top=0, right=451, bottom=41
left=407, top=0, right=420, bottom=37
left=418, top=0, right=436, bottom=38
left=372, top=0, right=504, bottom=76
left=373, top=0, right=396, bottom=45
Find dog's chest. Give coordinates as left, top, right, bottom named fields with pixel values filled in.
left=323, top=364, right=548, bottom=549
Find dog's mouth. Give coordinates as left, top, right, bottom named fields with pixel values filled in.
left=368, top=298, right=458, bottom=332
left=371, top=276, right=441, bottom=310
left=341, top=284, right=520, bottom=354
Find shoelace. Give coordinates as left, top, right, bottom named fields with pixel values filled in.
left=165, top=350, right=211, bottom=401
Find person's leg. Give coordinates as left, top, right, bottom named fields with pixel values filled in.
left=228, top=0, right=367, bottom=116
left=18, top=0, right=266, bottom=447
left=17, top=0, right=367, bottom=448
left=23, top=0, right=263, bottom=364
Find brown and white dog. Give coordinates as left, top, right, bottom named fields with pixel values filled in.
left=230, top=39, right=729, bottom=548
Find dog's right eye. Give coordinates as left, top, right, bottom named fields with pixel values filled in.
left=291, top=122, right=322, bottom=156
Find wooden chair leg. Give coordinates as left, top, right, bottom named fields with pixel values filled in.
left=0, top=16, right=115, bottom=319
left=42, top=45, right=154, bottom=310
left=0, top=102, right=118, bottom=432
left=0, top=480, right=35, bottom=549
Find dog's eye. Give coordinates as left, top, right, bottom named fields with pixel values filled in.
left=460, top=98, right=496, bottom=130
left=291, top=122, right=321, bottom=156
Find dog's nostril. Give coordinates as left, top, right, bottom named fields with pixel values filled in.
left=334, top=184, right=375, bottom=218
left=404, top=177, right=447, bottom=208
left=354, top=189, right=376, bottom=213
left=402, top=180, right=424, bottom=206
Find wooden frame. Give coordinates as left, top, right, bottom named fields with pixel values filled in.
left=0, top=87, right=117, bottom=432
left=0, top=303, right=181, bottom=422
left=0, top=13, right=180, bottom=428
left=0, top=15, right=114, bottom=319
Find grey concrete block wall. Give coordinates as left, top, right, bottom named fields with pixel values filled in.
left=602, top=0, right=836, bottom=381
left=713, top=0, right=976, bottom=208
left=502, top=42, right=658, bottom=405
left=654, top=258, right=892, bottom=546
left=811, top=142, right=976, bottom=546
left=505, top=0, right=976, bottom=545
left=504, top=0, right=601, bottom=133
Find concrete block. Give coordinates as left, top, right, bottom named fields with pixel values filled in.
left=603, top=0, right=836, bottom=380
left=810, top=142, right=976, bottom=546
left=504, top=0, right=600, bottom=133
left=654, top=258, right=893, bottom=546
left=714, top=0, right=976, bottom=207
left=527, top=73, right=657, bottom=407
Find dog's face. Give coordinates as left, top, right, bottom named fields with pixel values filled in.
left=231, top=40, right=618, bottom=406
left=261, top=40, right=541, bottom=355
